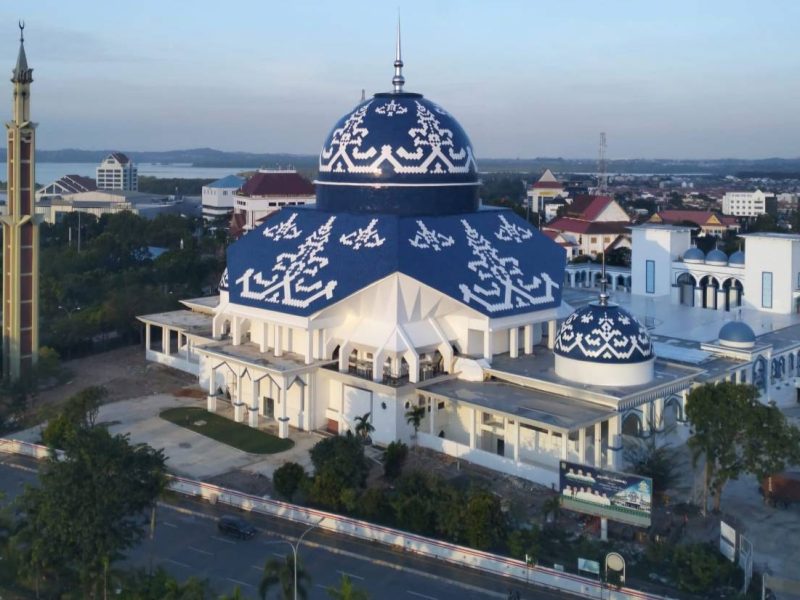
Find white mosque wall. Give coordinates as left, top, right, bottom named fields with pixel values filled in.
left=743, top=235, right=800, bottom=315
left=631, top=226, right=691, bottom=297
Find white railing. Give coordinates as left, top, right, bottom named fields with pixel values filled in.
left=0, top=437, right=670, bottom=600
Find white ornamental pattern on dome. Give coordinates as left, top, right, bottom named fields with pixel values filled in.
left=319, top=102, right=377, bottom=174
left=408, top=220, right=455, bottom=251
left=318, top=100, right=476, bottom=176
left=554, top=310, right=653, bottom=361
left=375, top=99, right=408, bottom=117
left=263, top=212, right=302, bottom=241
left=236, top=217, right=338, bottom=309
left=339, top=219, right=385, bottom=250
left=458, top=220, right=558, bottom=313
left=494, top=214, right=533, bottom=243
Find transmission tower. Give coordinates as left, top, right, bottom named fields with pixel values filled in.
left=597, top=132, right=608, bottom=193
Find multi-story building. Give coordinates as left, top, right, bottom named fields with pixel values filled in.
left=96, top=152, right=138, bottom=191
left=201, top=175, right=245, bottom=222
left=648, top=209, right=739, bottom=236
left=722, top=189, right=777, bottom=217
left=526, top=169, right=566, bottom=218
left=231, top=169, right=315, bottom=234
left=543, top=194, right=632, bottom=258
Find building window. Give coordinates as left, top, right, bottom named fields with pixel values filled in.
left=762, top=272, right=773, bottom=309
left=646, top=260, right=655, bottom=294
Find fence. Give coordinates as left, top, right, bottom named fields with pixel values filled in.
left=0, top=437, right=670, bottom=600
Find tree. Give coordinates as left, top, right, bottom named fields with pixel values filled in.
left=686, top=381, right=800, bottom=512
left=353, top=412, right=374, bottom=444
left=309, top=434, right=369, bottom=490
left=273, top=462, right=307, bottom=501
left=14, top=426, right=167, bottom=595
left=220, top=586, right=248, bottom=600
left=259, top=553, right=310, bottom=600
left=404, top=405, right=426, bottom=439
left=41, top=385, right=108, bottom=448
left=383, top=441, right=408, bottom=479
left=463, top=489, right=507, bottom=550
left=326, top=574, right=369, bottom=599
left=118, top=567, right=211, bottom=599
left=507, top=526, right=541, bottom=564
left=624, top=418, right=678, bottom=498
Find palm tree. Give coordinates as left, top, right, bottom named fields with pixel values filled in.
left=353, top=412, right=374, bottom=444
left=541, top=495, right=562, bottom=526
left=326, top=574, right=369, bottom=599
left=221, top=586, right=248, bottom=600
left=405, top=405, right=426, bottom=439
left=259, top=553, right=310, bottom=600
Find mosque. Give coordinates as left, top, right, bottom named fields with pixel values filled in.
left=138, top=39, right=800, bottom=487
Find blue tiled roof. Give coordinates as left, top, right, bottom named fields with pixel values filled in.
left=226, top=207, right=565, bottom=318
left=206, top=175, right=245, bottom=189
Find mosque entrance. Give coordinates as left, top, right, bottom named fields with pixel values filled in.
left=263, top=396, right=275, bottom=419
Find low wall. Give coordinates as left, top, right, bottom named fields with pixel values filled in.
left=0, top=437, right=668, bottom=600
left=417, top=432, right=560, bottom=488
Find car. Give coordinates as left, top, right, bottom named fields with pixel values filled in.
left=217, top=515, right=257, bottom=539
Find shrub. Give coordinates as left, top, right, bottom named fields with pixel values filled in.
left=309, top=434, right=369, bottom=489
left=272, top=462, right=307, bottom=500
left=383, top=441, right=408, bottom=479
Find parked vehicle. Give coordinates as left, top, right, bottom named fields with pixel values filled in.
left=760, top=472, right=800, bottom=508
left=217, top=515, right=257, bottom=539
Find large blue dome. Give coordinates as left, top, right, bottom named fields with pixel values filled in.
left=315, top=92, right=480, bottom=216
left=554, top=302, right=654, bottom=364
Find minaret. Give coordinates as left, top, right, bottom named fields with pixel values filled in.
left=2, top=22, right=38, bottom=380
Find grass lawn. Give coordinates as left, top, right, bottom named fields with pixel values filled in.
left=160, top=407, right=294, bottom=454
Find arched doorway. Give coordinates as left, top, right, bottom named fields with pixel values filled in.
left=622, top=412, right=642, bottom=437
left=676, top=273, right=696, bottom=307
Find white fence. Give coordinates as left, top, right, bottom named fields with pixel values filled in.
left=417, top=433, right=560, bottom=488
left=0, top=437, right=669, bottom=600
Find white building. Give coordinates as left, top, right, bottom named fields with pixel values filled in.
left=722, top=189, right=776, bottom=217
left=35, top=174, right=96, bottom=201
left=232, top=169, right=315, bottom=233
left=201, top=175, right=245, bottom=222
left=96, top=152, right=138, bottom=191
left=137, top=57, right=800, bottom=491
left=526, top=169, right=566, bottom=217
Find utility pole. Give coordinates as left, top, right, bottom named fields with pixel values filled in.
left=597, top=132, right=608, bottom=194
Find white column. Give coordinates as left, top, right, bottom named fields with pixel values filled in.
left=640, top=406, right=650, bottom=435
left=509, top=327, right=519, bottom=358
left=249, top=379, right=259, bottom=427
left=594, top=422, right=602, bottom=467
left=231, top=317, right=241, bottom=346
left=483, top=329, right=493, bottom=361
left=514, top=420, right=521, bottom=462
left=278, top=378, right=289, bottom=439
left=601, top=518, right=608, bottom=541
left=607, top=415, right=621, bottom=469
left=469, top=407, right=477, bottom=449
left=259, top=322, right=268, bottom=353
left=145, top=323, right=151, bottom=351
left=717, top=289, right=727, bottom=311
left=694, top=287, right=703, bottom=308
left=162, top=326, right=169, bottom=355
left=547, top=320, right=557, bottom=350
left=304, top=330, right=313, bottom=365
left=523, top=325, right=533, bottom=355
left=578, top=427, right=586, bottom=464
left=653, top=397, right=664, bottom=432
left=274, top=326, right=283, bottom=357
left=560, top=432, right=568, bottom=460
left=233, top=372, right=244, bottom=422
left=207, top=365, right=217, bottom=412
left=429, top=397, right=437, bottom=436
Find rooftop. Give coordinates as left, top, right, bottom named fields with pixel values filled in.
left=195, top=341, right=333, bottom=374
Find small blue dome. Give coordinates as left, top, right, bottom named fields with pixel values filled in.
left=554, top=302, right=654, bottom=364
left=729, top=250, right=745, bottom=265
left=719, top=321, right=755, bottom=347
left=705, top=249, right=728, bottom=265
left=315, top=93, right=479, bottom=216
left=684, top=247, right=705, bottom=263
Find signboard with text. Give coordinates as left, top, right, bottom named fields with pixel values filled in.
left=559, top=461, right=652, bottom=527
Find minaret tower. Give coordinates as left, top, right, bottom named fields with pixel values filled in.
left=2, top=22, right=38, bottom=380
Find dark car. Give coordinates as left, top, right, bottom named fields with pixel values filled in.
left=217, top=515, right=257, bottom=539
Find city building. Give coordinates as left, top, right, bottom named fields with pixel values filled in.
left=201, top=175, right=245, bottom=222
left=138, top=43, right=800, bottom=490
left=543, top=194, right=632, bottom=258
left=231, top=169, right=315, bottom=234
left=648, top=209, right=739, bottom=236
left=35, top=174, right=96, bottom=201
left=2, top=26, right=39, bottom=380
left=722, top=189, right=777, bottom=217
left=35, top=189, right=176, bottom=224
left=526, top=169, right=566, bottom=218
left=96, top=152, right=138, bottom=191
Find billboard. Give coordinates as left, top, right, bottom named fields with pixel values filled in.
left=559, top=461, right=652, bottom=527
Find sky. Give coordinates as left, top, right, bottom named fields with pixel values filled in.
left=2, top=0, right=799, bottom=159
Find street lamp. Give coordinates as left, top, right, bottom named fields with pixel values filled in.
left=605, top=552, right=625, bottom=594
left=264, top=517, right=324, bottom=600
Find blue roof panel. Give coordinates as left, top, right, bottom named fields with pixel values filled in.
left=226, top=208, right=565, bottom=318
left=206, top=175, right=245, bottom=189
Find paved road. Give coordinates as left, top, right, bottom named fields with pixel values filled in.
left=0, top=455, right=571, bottom=599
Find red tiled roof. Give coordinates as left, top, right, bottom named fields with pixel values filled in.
left=59, top=174, right=97, bottom=193
left=532, top=181, right=563, bottom=189
left=651, top=210, right=738, bottom=227
left=566, top=195, right=613, bottom=220
left=239, top=171, right=314, bottom=197
left=545, top=217, right=631, bottom=235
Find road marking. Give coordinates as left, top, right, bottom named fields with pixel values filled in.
left=163, top=558, right=192, bottom=569
left=187, top=546, right=213, bottom=556
left=408, top=592, right=438, bottom=600
left=226, top=577, right=254, bottom=588
left=211, top=535, right=236, bottom=545
left=162, top=521, right=177, bottom=528
left=337, top=570, right=365, bottom=581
